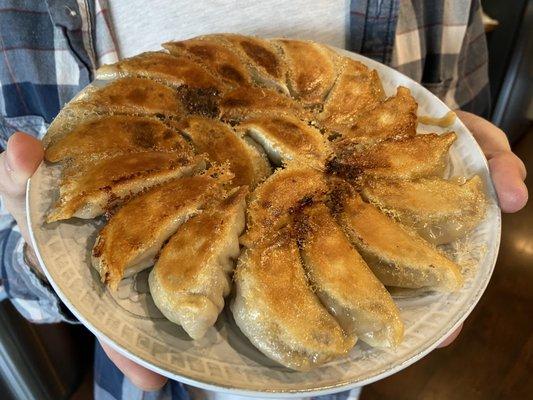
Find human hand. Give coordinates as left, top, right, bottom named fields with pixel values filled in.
left=437, top=111, right=528, bottom=348
left=99, top=340, right=168, bottom=391
left=0, top=132, right=44, bottom=246
left=0, top=131, right=167, bottom=391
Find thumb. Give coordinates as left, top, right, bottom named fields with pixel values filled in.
left=0, top=132, right=44, bottom=197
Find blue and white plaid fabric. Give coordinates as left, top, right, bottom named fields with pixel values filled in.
left=0, top=1, right=490, bottom=399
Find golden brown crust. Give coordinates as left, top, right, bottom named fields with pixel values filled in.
left=237, top=113, right=331, bottom=167
left=44, top=115, right=192, bottom=163
left=219, top=85, right=310, bottom=122
left=297, top=203, right=404, bottom=348
left=178, top=116, right=271, bottom=189
left=163, top=38, right=253, bottom=86
left=336, top=194, right=463, bottom=291
left=274, top=39, right=339, bottom=106
left=96, top=51, right=226, bottom=91
left=361, top=176, right=487, bottom=244
left=241, top=167, right=328, bottom=247
left=149, top=187, right=247, bottom=339
left=337, top=86, right=418, bottom=143
left=216, top=34, right=288, bottom=92
left=92, top=171, right=228, bottom=290
left=320, top=59, right=384, bottom=126
left=48, top=152, right=204, bottom=222
left=69, top=77, right=185, bottom=117
left=232, top=232, right=355, bottom=371
left=328, top=132, right=457, bottom=182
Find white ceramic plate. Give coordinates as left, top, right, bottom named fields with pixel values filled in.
left=27, top=49, right=501, bottom=397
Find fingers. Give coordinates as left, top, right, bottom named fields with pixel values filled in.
left=489, top=152, right=528, bottom=213
left=0, top=132, right=44, bottom=197
left=0, top=132, right=44, bottom=244
left=455, top=110, right=511, bottom=157
left=455, top=110, right=528, bottom=213
left=99, top=341, right=168, bottom=392
left=437, top=324, right=463, bottom=348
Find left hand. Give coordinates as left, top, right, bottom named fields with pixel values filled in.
left=438, top=110, right=528, bottom=348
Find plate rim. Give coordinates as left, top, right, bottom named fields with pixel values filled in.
left=26, top=47, right=502, bottom=397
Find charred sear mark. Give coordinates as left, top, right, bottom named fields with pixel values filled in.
left=240, top=41, right=280, bottom=77
left=325, top=156, right=365, bottom=182
left=292, top=212, right=312, bottom=248
left=130, top=122, right=157, bottom=148
left=219, top=64, right=245, bottom=84
left=178, top=86, right=220, bottom=118
left=189, top=45, right=216, bottom=61
left=221, top=96, right=250, bottom=108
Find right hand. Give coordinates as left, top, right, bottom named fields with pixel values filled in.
left=0, top=131, right=167, bottom=391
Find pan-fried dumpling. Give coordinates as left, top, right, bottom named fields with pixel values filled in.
left=320, top=59, right=384, bottom=127
left=44, top=115, right=191, bottom=163
left=47, top=151, right=204, bottom=222
left=328, top=132, right=456, bottom=181
left=215, top=34, right=289, bottom=94
left=92, top=169, right=229, bottom=290
left=274, top=39, right=340, bottom=106
left=338, top=86, right=417, bottom=143
left=296, top=203, right=404, bottom=348
left=149, top=187, right=247, bottom=339
left=44, top=77, right=185, bottom=146
left=96, top=51, right=225, bottom=91
left=362, top=176, right=487, bottom=244
left=238, top=113, right=331, bottom=167
left=163, top=37, right=253, bottom=86
left=232, top=232, right=355, bottom=371
left=219, top=85, right=310, bottom=122
left=241, top=166, right=328, bottom=247
left=178, top=116, right=271, bottom=188
left=336, top=194, right=463, bottom=291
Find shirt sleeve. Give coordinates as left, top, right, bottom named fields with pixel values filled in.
left=0, top=114, right=77, bottom=324
left=391, top=0, right=490, bottom=117
left=452, top=0, right=491, bottom=117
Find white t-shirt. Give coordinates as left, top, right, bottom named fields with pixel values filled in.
left=107, top=0, right=350, bottom=58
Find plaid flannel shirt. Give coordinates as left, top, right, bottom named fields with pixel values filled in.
left=0, top=1, right=489, bottom=399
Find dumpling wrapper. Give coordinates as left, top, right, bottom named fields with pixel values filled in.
left=232, top=232, right=355, bottom=371
left=149, top=187, right=247, bottom=339
left=297, top=203, right=404, bottom=348
left=45, top=115, right=191, bottom=163
left=274, top=39, right=340, bottom=106
left=96, top=51, right=225, bottom=91
left=338, top=86, right=417, bottom=143
left=328, top=132, right=456, bottom=181
left=219, top=85, right=311, bottom=122
left=336, top=194, right=463, bottom=292
left=241, top=166, right=328, bottom=247
left=238, top=113, right=331, bottom=168
left=178, top=116, right=271, bottom=189
left=92, top=169, right=229, bottom=290
left=362, top=176, right=487, bottom=244
left=320, top=59, right=384, bottom=126
left=44, top=77, right=185, bottom=147
left=47, top=151, right=204, bottom=222
left=163, top=37, right=253, bottom=86
left=217, top=34, right=289, bottom=94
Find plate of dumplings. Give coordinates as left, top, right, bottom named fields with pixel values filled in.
left=27, top=34, right=500, bottom=397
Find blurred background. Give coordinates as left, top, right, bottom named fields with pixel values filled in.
left=0, top=1, right=531, bottom=399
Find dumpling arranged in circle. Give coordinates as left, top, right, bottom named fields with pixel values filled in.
left=43, top=34, right=487, bottom=371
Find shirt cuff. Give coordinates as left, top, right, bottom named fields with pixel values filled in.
left=2, top=235, right=78, bottom=324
